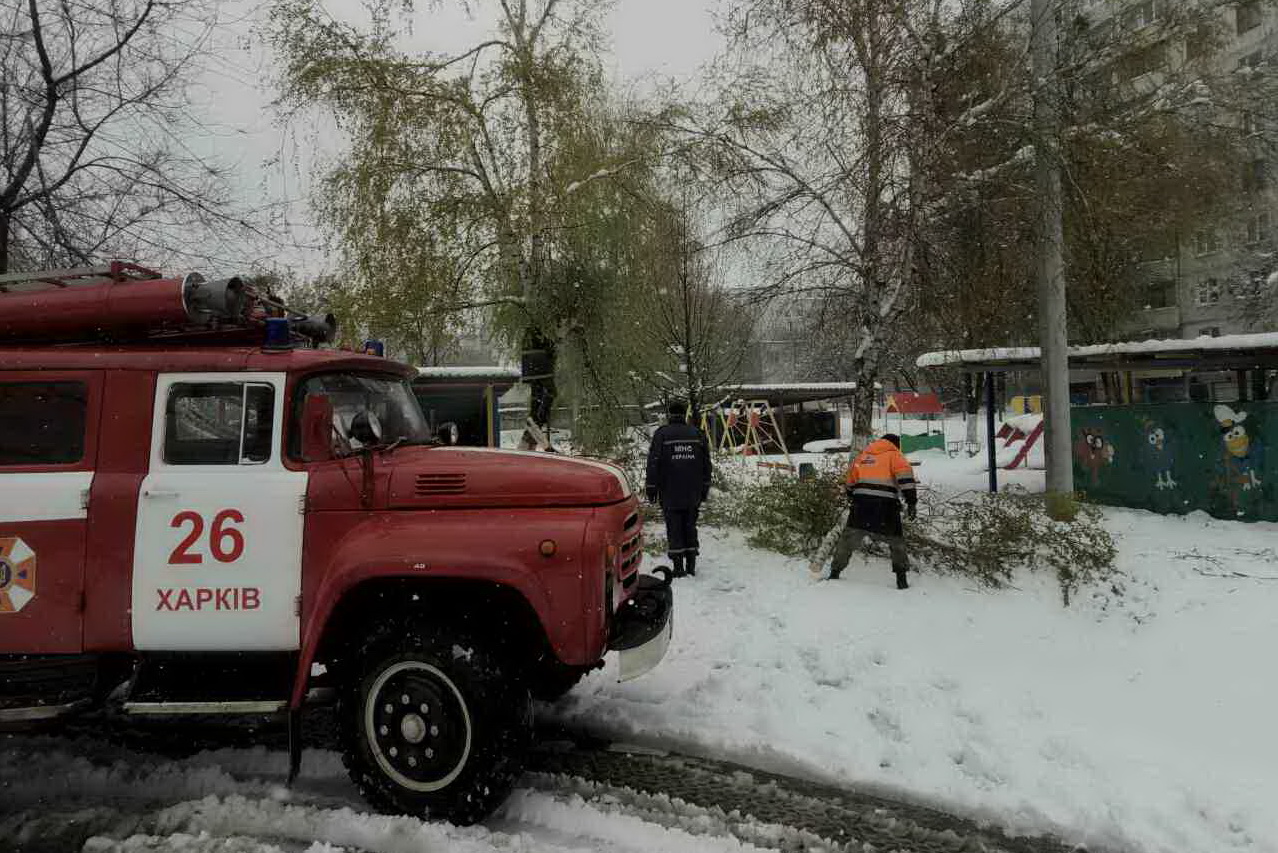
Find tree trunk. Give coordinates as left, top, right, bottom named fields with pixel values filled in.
left=0, top=213, right=9, bottom=274
left=850, top=363, right=877, bottom=447
left=517, top=25, right=552, bottom=441
left=521, top=327, right=556, bottom=449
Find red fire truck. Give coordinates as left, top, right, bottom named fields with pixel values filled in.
left=0, top=263, right=671, bottom=824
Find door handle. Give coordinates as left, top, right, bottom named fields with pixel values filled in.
left=143, top=489, right=180, bottom=500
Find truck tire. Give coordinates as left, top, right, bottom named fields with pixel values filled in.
left=340, top=625, right=532, bottom=825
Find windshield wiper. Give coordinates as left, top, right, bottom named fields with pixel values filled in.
left=381, top=437, right=437, bottom=454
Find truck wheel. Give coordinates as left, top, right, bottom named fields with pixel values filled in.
left=340, top=626, right=532, bottom=825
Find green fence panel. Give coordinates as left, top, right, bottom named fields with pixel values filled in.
left=901, top=433, right=947, bottom=454
left=1071, top=401, right=1276, bottom=521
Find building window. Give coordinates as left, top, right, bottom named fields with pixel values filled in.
left=1239, top=50, right=1264, bottom=70
left=1121, top=42, right=1166, bottom=80
left=1195, top=278, right=1222, bottom=306
left=1124, top=0, right=1158, bottom=29
left=1186, top=25, right=1213, bottom=59
left=1193, top=229, right=1222, bottom=255
left=0, top=382, right=87, bottom=466
left=1243, top=159, right=1268, bottom=192
left=1236, top=0, right=1262, bottom=35
left=1246, top=211, right=1271, bottom=244
left=1241, top=110, right=1259, bottom=134
left=1143, top=278, right=1176, bottom=309
left=165, top=382, right=275, bottom=465
left=1201, top=326, right=1222, bottom=337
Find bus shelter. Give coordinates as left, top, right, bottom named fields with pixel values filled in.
left=413, top=367, right=521, bottom=448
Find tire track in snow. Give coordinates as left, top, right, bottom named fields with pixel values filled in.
left=501, top=777, right=837, bottom=852
left=0, top=735, right=773, bottom=853
left=527, top=742, right=1083, bottom=853
left=1, top=721, right=1082, bottom=853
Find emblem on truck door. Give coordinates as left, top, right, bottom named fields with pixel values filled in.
left=0, top=536, right=36, bottom=613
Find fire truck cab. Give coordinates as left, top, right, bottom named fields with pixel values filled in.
left=0, top=264, right=671, bottom=825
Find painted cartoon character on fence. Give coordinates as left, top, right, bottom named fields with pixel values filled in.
left=1214, top=405, right=1263, bottom=492
left=1074, top=427, right=1116, bottom=487
left=1140, top=419, right=1177, bottom=490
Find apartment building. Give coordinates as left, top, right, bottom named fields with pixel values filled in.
left=741, top=294, right=822, bottom=383
left=1087, top=0, right=1278, bottom=338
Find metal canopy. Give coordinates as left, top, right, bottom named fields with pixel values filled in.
left=714, top=382, right=875, bottom=407
left=917, top=334, right=1278, bottom=374
left=415, top=366, right=522, bottom=385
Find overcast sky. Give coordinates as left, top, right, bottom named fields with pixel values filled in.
left=188, top=0, right=724, bottom=277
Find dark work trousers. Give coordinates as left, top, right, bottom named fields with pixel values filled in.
left=828, top=528, right=909, bottom=577
left=829, top=496, right=910, bottom=577
left=663, top=505, right=701, bottom=558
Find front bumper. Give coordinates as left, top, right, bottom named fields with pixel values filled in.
left=609, top=573, right=673, bottom=681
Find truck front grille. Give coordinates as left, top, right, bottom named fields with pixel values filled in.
left=619, top=530, right=642, bottom=575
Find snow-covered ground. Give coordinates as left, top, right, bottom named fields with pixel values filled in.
left=552, top=450, right=1278, bottom=853
left=7, top=448, right=1276, bottom=853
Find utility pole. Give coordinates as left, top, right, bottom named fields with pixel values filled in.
left=1030, top=0, right=1075, bottom=516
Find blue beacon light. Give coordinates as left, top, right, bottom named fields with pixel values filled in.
left=263, top=317, right=293, bottom=350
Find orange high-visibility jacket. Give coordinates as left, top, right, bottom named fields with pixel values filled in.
left=846, top=438, right=918, bottom=503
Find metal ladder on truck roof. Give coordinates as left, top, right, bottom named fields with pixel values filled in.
left=0, top=261, right=161, bottom=294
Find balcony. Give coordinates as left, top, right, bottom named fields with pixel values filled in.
left=1123, top=305, right=1182, bottom=336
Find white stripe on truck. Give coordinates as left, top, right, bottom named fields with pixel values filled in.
left=0, top=471, right=94, bottom=522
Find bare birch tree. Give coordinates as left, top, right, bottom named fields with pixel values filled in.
left=0, top=0, right=260, bottom=273
left=669, top=0, right=968, bottom=443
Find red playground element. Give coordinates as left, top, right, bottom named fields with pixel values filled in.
left=884, top=392, right=944, bottom=416
left=1000, top=415, right=1045, bottom=469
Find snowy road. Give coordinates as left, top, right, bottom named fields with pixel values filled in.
left=0, top=715, right=1074, bottom=853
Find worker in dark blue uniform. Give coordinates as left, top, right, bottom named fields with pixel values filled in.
left=646, top=400, right=712, bottom=577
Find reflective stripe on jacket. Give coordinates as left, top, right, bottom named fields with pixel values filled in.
left=846, top=438, right=917, bottom=503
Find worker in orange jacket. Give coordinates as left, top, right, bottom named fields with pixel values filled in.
left=827, top=434, right=918, bottom=589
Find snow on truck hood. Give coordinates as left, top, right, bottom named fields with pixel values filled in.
left=387, top=447, right=633, bottom=510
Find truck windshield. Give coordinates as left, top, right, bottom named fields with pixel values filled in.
left=292, top=372, right=431, bottom=456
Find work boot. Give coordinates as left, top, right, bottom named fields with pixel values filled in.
left=895, top=569, right=909, bottom=590
left=685, top=554, right=697, bottom=577
left=671, top=554, right=686, bottom=578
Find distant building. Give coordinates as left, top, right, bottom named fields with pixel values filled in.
left=742, top=295, right=822, bottom=383
left=1077, top=0, right=1278, bottom=338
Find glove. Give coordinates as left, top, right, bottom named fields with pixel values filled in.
left=646, top=486, right=659, bottom=504
left=906, top=502, right=917, bottom=521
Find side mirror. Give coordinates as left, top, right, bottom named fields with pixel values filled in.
left=350, top=410, right=383, bottom=446
left=439, top=421, right=460, bottom=446
left=300, top=394, right=335, bottom=462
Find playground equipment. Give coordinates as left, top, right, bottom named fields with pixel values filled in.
left=884, top=392, right=947, bottom=453
left=998, top=413, right=1045, bottom=469
left=701, top=398, right=793, bottom=470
